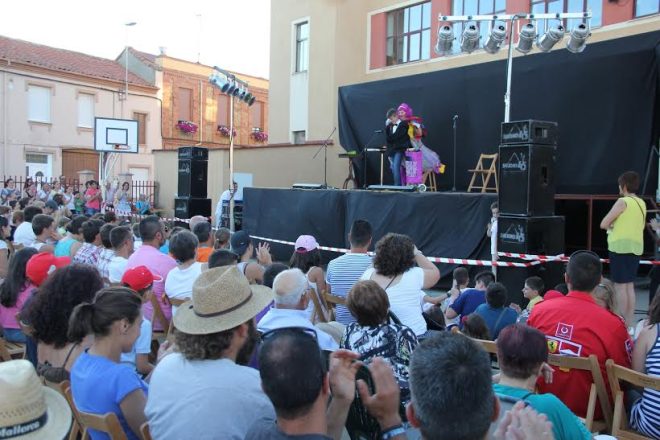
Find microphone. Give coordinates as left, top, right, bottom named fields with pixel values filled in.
left=374, top=129, right=384, bottom=134
left=452, top=115, right=459, bottom=121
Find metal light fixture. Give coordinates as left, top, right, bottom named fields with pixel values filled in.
left=483, top=24, right=507, bottom=54
left=516, top=22, right=536, bottom=54
left=434, top=25, right=454, bottom=55
left=536, top=24, right=565, bottom=52
left=566, top=23, right=590, bottom=53
left=460, top=24, right=480, bottom=53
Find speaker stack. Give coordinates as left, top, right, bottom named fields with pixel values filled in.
left=175, top=147, right=212, bottom=223
left=497, top=120, right=565, bottom=306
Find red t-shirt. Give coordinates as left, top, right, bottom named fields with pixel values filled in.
left=84, top=188, right=101, bottom=210
left=527, top=291, right=632, bottom=419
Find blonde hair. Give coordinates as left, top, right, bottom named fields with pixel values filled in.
left=594, top=278, right=617, bottom=313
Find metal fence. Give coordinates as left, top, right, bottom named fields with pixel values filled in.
left=2, top=176, right=159, bottom=207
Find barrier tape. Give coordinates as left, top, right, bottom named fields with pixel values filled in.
left=498, top=251, right=660, bottom=266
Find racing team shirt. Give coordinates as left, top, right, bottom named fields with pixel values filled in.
left=527, top=290, right=632, bottom=419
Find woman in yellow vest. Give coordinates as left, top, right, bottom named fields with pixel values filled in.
left=600, top=171, right=646, bottom=329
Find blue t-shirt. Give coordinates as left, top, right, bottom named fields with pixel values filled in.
left=474, top=304, right=518, bottom=339
left=450, top=288, right=486, bottom=326
left=71, top=351, right=148, bottom=440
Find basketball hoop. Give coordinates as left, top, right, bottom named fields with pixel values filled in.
left=113, top=144, right=130, bottom=151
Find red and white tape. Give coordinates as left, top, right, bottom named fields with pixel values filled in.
left=498, top=251, right=660, bottom=266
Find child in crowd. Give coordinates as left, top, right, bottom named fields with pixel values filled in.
left=136, top=194, right=151, bottom=215
left=462, top=313, right=491, bottom=340
left=73, top=190, right=85, bottom=215
left=511, top=276, right=545, bottom=323
left=486, top=201, right=499, bottom=275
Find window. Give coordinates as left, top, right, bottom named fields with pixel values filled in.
left=77, top=93, right=94, bottom=128
left=295, top=21, right=309, bottom=72
left=251, top=101, right=264, bottom=131
left=28, top=85, right=51, bottom=123
left=217, top=94, right=229, bottom=126
left=386, top=2, right=432, bottom=65
left=25, top=153, right=49, bottom=164
left=134, top=112, right=147, bottom=145
left=451, top=0, right=506, bottom=54
left=293, top=130, right=306, bottom=144
left=178, top=87, right=192, bottom=121
left=531, top=0, right=602, bottom=28
left=635, top=0, right=660, bottom=17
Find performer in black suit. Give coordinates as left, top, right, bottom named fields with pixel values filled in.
left=385, top=108, right=412, bottom=186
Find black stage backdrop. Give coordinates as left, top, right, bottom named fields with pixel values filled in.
left=338, top=31, right=660, bottom=194
left=243, top=188, right=496, bottom=280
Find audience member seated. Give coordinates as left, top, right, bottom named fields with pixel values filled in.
left=361, top=233, right=440, bottom=337
left=13, top=205, right=42, bottom=247
left=54, top=215, right=86, bottom=258
left=126, top=216, right=176, bottom=332
left=341, top=280, right=417, bottom=402
left=258, top=269, right=338, bottom=351
left=474, top=282, right=518, bottom=340
left=29, top=214, right=56, bottom=253
left=0, top=216, right=9, bottom=280
left=146, top=266, right=275, bottom=439
left=0, top=248, right=39, bottom=343
left=629, top=293, right=660, bottom=438
left=325, top=219, right=374, bottom=325
left=97, top=223, right=116, bottom=283
left=214, top=227, right=231, bottom=250
left=593, top=279, right=619, bottom=314
left=132, top=223, right=142, bottom=250
left=108, top=225, right=134, bottom=284
left=290, top=235, right=329, bottom=321
left=69, top=287, right=147, bottom=440
left=462, top=313, right=491, bottom=340
left=208, top=248, right=240, bottom=269
left=510, top=276, right=545, bottom=322
left=445, top=271, right=495, bottom=328
left=121, top=266, right=159, bottom=376
left=528, top=250, right=632, bottom=419
left=165, top=230, right=202, bottom=315
left=231, top=230, right=272, bottom=284
left=246, top=329, right=361, bottom=440
left=254, top=263, right=288, bottom=323
left=494, top=324, right=591, bottom=440
left=442, top=267, right=470, bottom=329
left=25, top=264, right=103, bottom=383
left=72, top=219, right=104, bottom=265
left=193, top=221, right=214, bottom=263
left=187, top=215, right=208, bottom=234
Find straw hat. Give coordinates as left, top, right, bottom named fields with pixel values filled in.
left=0, top=360, right=71, bottom=439
left=173, top=265, right=273, bottom=335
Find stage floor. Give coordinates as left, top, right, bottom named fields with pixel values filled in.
left=242, top=187, right=496, bottom=272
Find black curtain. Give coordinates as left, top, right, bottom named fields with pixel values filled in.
left=338, top=31, right=660, bottom=194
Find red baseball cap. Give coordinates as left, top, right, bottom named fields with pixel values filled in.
left=121, top=266, right=163, bottom=292
left=25, top=253, right=71, bottom=286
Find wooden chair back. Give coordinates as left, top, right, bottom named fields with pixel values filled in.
left=606, top=359, right=660, bottom=439
left=308, top=288, right=329, bottom=323
left=76, top=410, right=127, bottom=440
left=46, top=380, right=86, bottom=440
left=140, top=422, right=153, bottom=440
left=467, top=153, right=499, bottom=193
left=322, top=292, right=346, bottom=322
left=150, top=294, right=170, bottom=338
left=547, top=353, right=612, bottom=433
left=0, top=337, right=25, bottom=361
left=471, top=336, right=498, bottom=355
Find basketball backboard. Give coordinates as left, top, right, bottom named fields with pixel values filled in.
left=94, top=117, right=139, bottom=154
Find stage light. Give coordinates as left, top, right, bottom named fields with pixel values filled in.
left=483, top=24, right=507, bottom=54
left=226, top=81, right=236, bottom=95
left=536, top=24, right=565, bottom=52
left=243, top=92, right=253, bottom=103
left=232, top=87, right=240, bottom=97
left=434, top=25, right=454, bottom=55
left=209, top=73, right=231, bottom=93
left=566, top=23, right=590, bottom=53
left=516, top=22, right=536, bottom=54
left=248, top=96, right=256, bottom=106
left=460, top=24, right=480, bottom=54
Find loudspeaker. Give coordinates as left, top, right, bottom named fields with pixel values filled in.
left=501, top=120, right=558, bottom=145
left=178, top=159, right=208, bottom=198
left=178, top=146, right=209, bottom=160
left=174, top=197, right=212, bottom=220
left=499, top=144, right=557, bottom=216
left=498, top=215, right=565, bottom=256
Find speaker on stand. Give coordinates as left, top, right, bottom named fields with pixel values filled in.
left=176, top=147, right=211, bottom=226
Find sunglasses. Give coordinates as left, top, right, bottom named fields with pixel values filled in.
left=260, top=326, right=318, bottom=342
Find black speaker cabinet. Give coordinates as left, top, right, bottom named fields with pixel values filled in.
left=178, top=159, right=208, bottom=198
left=501, top=120, right=558, bottom=145
left=174, top=197, right=212, bottom=220
left=499, top=144, right=557, bottom=216
left=178, top=146, right=209, bottom=160
left=498, top=215, right=565, bottom=256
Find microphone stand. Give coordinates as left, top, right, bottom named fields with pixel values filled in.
left=452, top=115, right=458, bottom=192
left=362, top=130, right=382, bottom=189
left=313, top=127, right=337, bottom=189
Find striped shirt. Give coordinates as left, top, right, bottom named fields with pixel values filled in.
left=97, top=248, right=116, bottom=282
left=73, top=243, right=102, bottom=266
left=630, top=323, right=660, bottom=438
left=326, top=253, right=372, bottom=325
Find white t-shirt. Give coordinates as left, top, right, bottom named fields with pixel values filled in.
left=108, top=256, right=128, bottom=284
left=490, top=218, right=498, bottom=256
left=165, top=262, right=203, bottom=315
left=13, top=222, right=35, bottom=247
left=120, top=318, right=152, bottom=368
left=146, top=354, right=274, bottom=440
left=0, top=241, right=7, bottom=251
left=361, top=266, right=427, bottom=336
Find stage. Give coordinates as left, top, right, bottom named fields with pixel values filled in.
left=242, top=187, right=496, bottom=277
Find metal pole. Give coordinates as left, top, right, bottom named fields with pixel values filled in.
left=504, top=16, right=519, bottom=123
left=229, top=93, right=235, bottom=232
left=452, top=116, right=457, bottom=191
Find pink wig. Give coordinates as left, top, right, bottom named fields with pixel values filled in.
left=397, top=103, right=413, bottom=120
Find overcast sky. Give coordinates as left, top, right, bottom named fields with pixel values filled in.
left=0, top=0, right=271, bottom=78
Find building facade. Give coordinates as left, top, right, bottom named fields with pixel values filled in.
left=0, top=36, right=161, bottom=182
left=269, top=0, right=659, bottom=188
left=120, top=48, right=269, bottom=151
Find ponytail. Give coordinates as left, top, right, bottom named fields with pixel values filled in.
left=68, top=302, right=95, bottom=342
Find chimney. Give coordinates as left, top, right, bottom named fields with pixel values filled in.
left=159, top=46, right=167, bottom=56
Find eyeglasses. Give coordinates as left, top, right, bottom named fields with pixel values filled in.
left=260, top=326, right=318, bottom=342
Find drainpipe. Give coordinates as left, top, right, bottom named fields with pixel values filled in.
left=197, top=79, right=203, bottom=146
left=2, top=70, right=7, bottom=177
